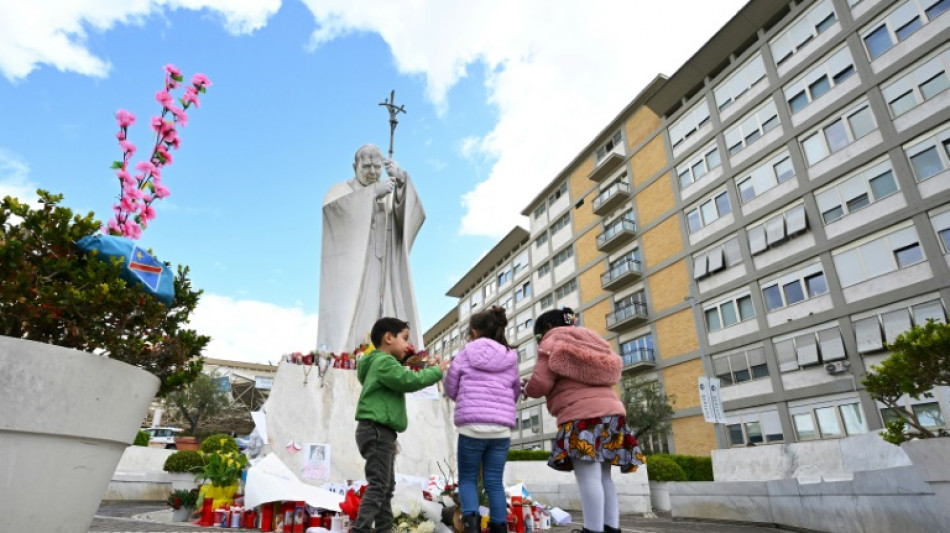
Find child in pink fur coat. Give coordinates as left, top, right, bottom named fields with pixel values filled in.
left=523, top=308, right=644, bottom=533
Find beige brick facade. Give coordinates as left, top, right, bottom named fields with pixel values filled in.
left=640, top=216, right=683, bottom=269
left=647, top=259, right=690, bottom=313
left=569, top=159, right=594, bottom=203
left=654, top=308, right=699, bottom=360
left=575, top=227, right=601, bottom=269
left=583, top=297, right=611, bottom=337
left=573, top=192, right=598, bottom=242
left=662, top=358, right=704, bottom=409
left=625, top=107, right=661, bottom=149
left=636, top=172, right=674, bottom=227
left=671, top=415, right=717, bottom=457
left=578, top=263, right=604, bottom=306
left=630, top=136, right=666, bottom=188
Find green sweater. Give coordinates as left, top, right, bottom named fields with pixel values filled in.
left=355, top=349, right=443, bottom=432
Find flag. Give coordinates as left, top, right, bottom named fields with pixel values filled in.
left=76, top=234, right=175, bottom=305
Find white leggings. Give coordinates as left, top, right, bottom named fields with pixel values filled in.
left=572, top=460, right=619, bottom=532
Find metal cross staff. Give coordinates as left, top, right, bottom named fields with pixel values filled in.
left=378, top=90, right=406, bottom=158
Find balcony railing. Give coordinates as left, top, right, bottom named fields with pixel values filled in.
left=592, top=181, right=632, bottom=216
left=606, top=301, right=648, bottom=331
left=621, top=348, right=655, bottom=370
left=596, top=218, right=637, bottom=252
left=588, top=151, right=625, bottom=182
left=601, top=258, right=642, bottom=290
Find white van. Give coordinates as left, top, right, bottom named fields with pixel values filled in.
left=143, top=427, right=183, bottom=449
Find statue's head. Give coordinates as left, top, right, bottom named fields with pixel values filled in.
left=353, top=144, right=383, bottom=187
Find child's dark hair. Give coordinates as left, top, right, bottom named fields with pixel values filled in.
left=534, top=307, right=576, bottom=338
left=469, top=305, right=511, bottom=348
left=371, top=317, right=410, bottom=347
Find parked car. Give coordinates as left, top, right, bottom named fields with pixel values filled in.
left=143, top=427, right=183, bottom=449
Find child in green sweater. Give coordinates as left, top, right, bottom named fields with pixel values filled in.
left=352, top=317, right=448, bottom=533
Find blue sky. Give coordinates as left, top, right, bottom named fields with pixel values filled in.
left=0, top=0, right=745, bottom=364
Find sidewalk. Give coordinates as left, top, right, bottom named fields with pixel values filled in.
left=89, top=503, right=794, bottom=533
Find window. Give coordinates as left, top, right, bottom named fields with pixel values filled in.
left=469, top=289, right=483, bottom=308
left=516, top=311, right=533, bottom=332
left=760, top=263, right=827, bottom=312
left=547, top=182, right=568, bottom=207
left=554, top=279, right=577, bottom=300
left=903, top=124, right=950, bottom=181
left=712, top=346, right=768, bottom=386
left=693, top=236, right=742, bottom=279
left=539, top=294, right=554, bottom=310
left=736, top=150, right=796, bottom=203
left=535, top=232, right=549, bottom=248
left=677, top=142, right=722, bottom=189
left=726, top=410, right=784, bottom=446
left=815, top=159, right=899, bottom=224
left=930, top=208, right=950, bottom=252
left=520, top=406, right=541, bottom=432
left=704, top=293, right=755, bottom=332
left=799, top=100, right=877, bottom=166
left=552, top=246, right=574, bottom=267
left=770, top=0, right=838, bottom=66
left=669, top=99, right=711, bottom=149
left=714, top=53, right=767, bottom=111
left=784, top=46, right=855, bottom=114
left=532, top=204, right=546, bottom=219
left=620, top=333, right=654, bottom=366
left=512, top=251, right=529, bottom=277
left=615, top=291, right=647, bottom=315
left=595, top=131, right=623, bottom=162
left=774, top=325, right=847, bottom=371
left=550, top=213, right=571, bottom=234
left=832, top=224, right=924, bottom=287
left=537, top=262, right=551, bottom=276
left=686, top=190, right=732, bottom=233
left=484, top=279, right=497, bottom=297
left=747, top=203, right=808, bottom=255
left=792, top=400, right=868, bottom=441
left=723, top=100, right=779, bottom=156
left=593, top=176, right=631, bottom=211
left=515, top=281, right=532, bottom=302
left=499, top=295, right=513, bottom=312
left=881, top=45, right=950, bottom=118
left=497, top=268, right=512, bottom=286
left=862, top=0, right=950, bottom=60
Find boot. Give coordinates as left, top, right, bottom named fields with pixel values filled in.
left=604, top=526, right=621, bottom=533
left=462, top=513, right=481, bottom=533
left=488, top=521, right=508, bottom=533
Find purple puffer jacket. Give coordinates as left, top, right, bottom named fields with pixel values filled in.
left=444, top=338, right=521, bottom=428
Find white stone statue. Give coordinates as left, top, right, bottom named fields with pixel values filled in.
left=317, top=144, right=425, bottom=354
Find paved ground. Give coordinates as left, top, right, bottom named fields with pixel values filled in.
left=88, top=503, right=793, bottom=533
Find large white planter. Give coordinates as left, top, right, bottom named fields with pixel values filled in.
left=649, top=481, right=671, bottom=512
left=0, top=336, right=160, bottom=533
left=901, top=438, right=950, bottom=505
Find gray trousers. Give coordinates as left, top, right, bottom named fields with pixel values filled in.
left=353, top=420, right=397, bottom=533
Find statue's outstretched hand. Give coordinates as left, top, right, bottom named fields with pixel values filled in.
left=374, top=177, right=396, bottom=199
left=384, top=159, right=407, bottom=186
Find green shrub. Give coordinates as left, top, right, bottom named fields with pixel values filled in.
left=666, top=454, right=713, bottom=481
left=133, top=429, right=150, bottom=447
left=200, top=434, right=238, bottom=455
left=507, top=449, right=550, bottom=461
left=646, top=455, right=687, bottom=482
left=163, top=450, right=205, bottom=473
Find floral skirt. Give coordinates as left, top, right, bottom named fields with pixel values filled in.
left=548, top=415, right=645, bottom=473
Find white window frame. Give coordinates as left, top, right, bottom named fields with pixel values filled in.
left=714, top=53, right=767, bottom=112
left=693, top=235, right=742, bottom=280
left=747, top=202, right=809, bottom=255
left=677, top=141, right=722, bottom=189
left=832, top=222, right=925, bottom=287
left=554, top=278, right=577, bottom=300
left=669, top=99, right=712, bottom=150
left=774, top=323, right=848, bottom=372
left=550, top=213, right=571, bottom=234
left=799, top=98, right=878, bottom=166
left=785, top=46, right=856, bottom=115
left=881, top=44, right=950, bottom=118
left=736, top=149, right=796, bottom=204
left=903, top=122, right=950, bottom=182
left=711, top=345, right=769, bottom=387
left=769, top=0, right=839, bottom=67
left=723, top=99, right=780, bottom=157
left=790, top=398, right=869, bottom=441
left=686, top=189, right=732, bottom=234
left=929, top=206, right=950, bottom=253
left=595, top=131, right=623, bottom=162
left=547, top=181, right=568, bottom=207
left=815, top=157, right=899, bottom=225
left=552, top=246, right=574, bottom=268
left=760, top=261, right=828, bottom=312
left=861, top=0, right=950, bottom=61
left=703, top=292, right=755, bottom=332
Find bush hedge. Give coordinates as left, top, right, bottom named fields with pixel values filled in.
left=507, top=449, right=550, bottom=461
left=645, top=455, right=687, bottom=481
left=133, top=429, right=150, bottom=447
left=647, top=454, right=713, bottom=481
left=200, top=434, right=238, bottom=455
left=163, top=450, right=205, bottom=473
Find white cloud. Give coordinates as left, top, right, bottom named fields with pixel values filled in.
left=0, top=0, right=281, bottom=81
left=188, top=293, right=318, bottom=365
left=0, top=148, right=38, bottom=205
left=298, top=0, right=747, bottom=236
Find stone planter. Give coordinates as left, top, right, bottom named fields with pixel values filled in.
left=649, top=480, right=672, bottom=512
left=0, top=336, right=160, bottom=533
left=169, top=472, right=200, bottom=491
left=172, top=506, right=193, bottom=522
left=901, top=438, right=950, bottom=503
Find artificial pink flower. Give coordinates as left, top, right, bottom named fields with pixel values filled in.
left=116, top=130, right=126, bottom=141
left=171, top=107, right=188, bottom=127
left=163, top=129, right=180, bottom=149
left=156, top=146, right=173, bottom=165
left=123, top=219, right=142, bottom=239
left=191, top=73, right=210, bottom=89
left=115, top=109, right=136, bottom=127
left=134, top=161, right=157, bottom=175
left=164, top=64, right=181, bottom=77
left=155, top=90, right=174, bottom=109
left=142, top=205, right=157, bottom=221
left=182, top=87, right=200, bottom=108
left=119, top=140, right=136, bottom=156
left=154, top=184, right=171, bottom=198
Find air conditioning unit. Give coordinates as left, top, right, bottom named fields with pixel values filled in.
left=825, top=360, right=850, bottom=374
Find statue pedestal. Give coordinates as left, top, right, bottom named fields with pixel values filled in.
left=262, top=362, right=456, bottom=483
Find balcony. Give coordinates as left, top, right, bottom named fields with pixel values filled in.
left=592, top=181, right=632, bottom=216
left=606, top=302, right=648, bottom=331
left=621, top=349, right=655, bottom=372
left=588, top=151, right=625, bottom=182
left=596, top=218, right=637, bottom=252
left=601, top=258, right=642, bottom=291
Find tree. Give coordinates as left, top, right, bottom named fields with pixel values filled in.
left=166, top=373, right=230, bottom=436
left=862, top=319, right=950, bottom=445
left=0, top=191, right=208, bottom=395
left=621, top=377, right=676, bottom=441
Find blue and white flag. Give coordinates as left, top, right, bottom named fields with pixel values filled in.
left=76, top=234, right=175, bottom=305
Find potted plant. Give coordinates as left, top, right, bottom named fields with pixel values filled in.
left=167, top=488, right=199, bottom=522
left=0, top=65, right=211, bottom=533
left=195, top=450, right=249, bottom=510
left=163, top=449, right=205, bottom=490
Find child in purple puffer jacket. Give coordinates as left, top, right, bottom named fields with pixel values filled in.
left=444, top=305, right=521, bottom=533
